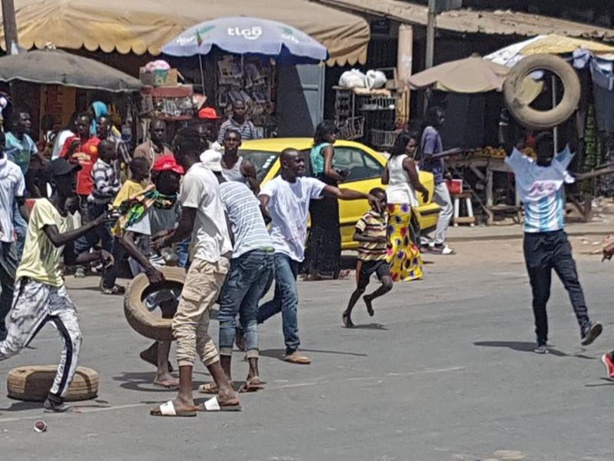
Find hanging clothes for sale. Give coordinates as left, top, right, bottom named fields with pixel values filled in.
left=590, top=59, right=614, bottom=133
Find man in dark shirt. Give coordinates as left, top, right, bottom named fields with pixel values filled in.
left=421, top=107, right=454, bottom=255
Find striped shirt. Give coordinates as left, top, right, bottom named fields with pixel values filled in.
left=355, top=210, right=388, bottom=261
left=220, top=181, right=272, bottom=259
left=217, top=118, right=261, bottom=144
left=506, top=147, right=574, bottom=233
left=89, top=158, right=120, bottom=205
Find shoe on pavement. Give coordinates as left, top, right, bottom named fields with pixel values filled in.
left=601, top=353, right=614, bottom=380
left=284, top=351, right=311, bottom=365
left=534, top=344, right=549, bottom=354
left=581, top=321, right=603, bottom=346
left=429, top=243, right=454, bottom=255
left=43, top=397, right=72, bottom=413
left=74, top=267, right=86, bottom=278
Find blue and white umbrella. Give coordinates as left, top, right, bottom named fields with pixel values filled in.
left=162, top=16, right=329, bottom=63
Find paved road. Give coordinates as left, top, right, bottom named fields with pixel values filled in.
left=1, top=238, right=613, bottom=461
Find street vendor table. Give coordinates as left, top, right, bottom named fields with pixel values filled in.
left=447, top=156, right=523, bottom=225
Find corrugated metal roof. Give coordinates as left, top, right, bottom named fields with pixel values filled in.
left=317, top=0, right=614, bottom=41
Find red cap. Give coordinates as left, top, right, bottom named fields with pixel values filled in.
left=152, top=155, right=184, bottom=175
left=198, top=107, right=220, bottom=120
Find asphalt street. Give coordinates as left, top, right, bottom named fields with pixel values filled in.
left=0, top=237, right=613, bottom=461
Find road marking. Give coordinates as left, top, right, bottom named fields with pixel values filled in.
left=268, top=381, right=328, bottom=391
left=0, top=403, right=148, bottom=424
left=387, top=366, right=465, bottom=377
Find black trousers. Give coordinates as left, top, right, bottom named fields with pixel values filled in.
left=523, top=230, right=590, bottom=345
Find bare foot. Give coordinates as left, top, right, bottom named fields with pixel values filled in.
left=153, top=373, right=179, bottom=389
left=363, top=296, right=375, bottom=317
left=342, top=312, right=355, bottom=328
left=217, top=388, right=240, bottom=406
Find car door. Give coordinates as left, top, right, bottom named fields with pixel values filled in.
left=333, top=146, right=385, bottom=247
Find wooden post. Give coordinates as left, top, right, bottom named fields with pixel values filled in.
left=2, top=0, right=19, bottom=54
left=397, top=24, right=413, bottom=125
left=425, top=0, right=436, bottom=69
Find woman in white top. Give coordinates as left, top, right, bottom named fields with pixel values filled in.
left=382, top=131, right=429, bottom=282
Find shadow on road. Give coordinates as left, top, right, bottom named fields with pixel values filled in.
left=473, top=340, right=568, bottom=357
left=346, top=323, right=388, bottom=330
left=260, top=348, right=368, bottom=362
left=113, top=372, right=178, bottom=393
left=0, top=400, right=42, bottom=412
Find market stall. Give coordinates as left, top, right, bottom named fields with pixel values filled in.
left=408, top=56, right=521, bottom=224
left=161, top=16, right=329, bottom=139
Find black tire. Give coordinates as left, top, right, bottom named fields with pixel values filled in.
left=123, top=266, right=185, bottom=342
left=503, top=54, right=581, bottom=130
left=7, top=365, right=99, bottom=402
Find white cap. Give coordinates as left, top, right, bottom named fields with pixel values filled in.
left=200, top=149, right=223, bottom=172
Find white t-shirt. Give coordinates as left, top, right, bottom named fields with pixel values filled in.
left=386, top=154, right=418, bottom=206
left=180, top=163, right=232, bottom=263
left=259, top=176, right=326, bottom=262
left=0, top=157, right=26, bottom=243
left=505, top=147, right=574, bottom=233
left=220, top=181, right=272, bottom=259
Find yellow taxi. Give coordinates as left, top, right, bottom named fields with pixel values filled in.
left=239, top=138, right=441, bottom=250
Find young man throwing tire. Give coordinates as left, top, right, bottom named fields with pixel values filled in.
left=0, top=158, right=114, bottom=412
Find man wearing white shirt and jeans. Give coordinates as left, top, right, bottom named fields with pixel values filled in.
left=258, top=148, right=378, bottom=364
left=503, top=121, right=602, bottom=355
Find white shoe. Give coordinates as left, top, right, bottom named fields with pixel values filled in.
left=429, top=243, right=454, bottom=255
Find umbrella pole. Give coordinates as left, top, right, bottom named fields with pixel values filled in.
left=552, top=75, right=559, bottom=153
left=198, top=55, right=205, bottom=94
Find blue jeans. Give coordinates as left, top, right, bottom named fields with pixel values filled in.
left=0, top=242, right=18, bottom=340
left=12, top=202, right=27, bottom=261
left=74, top=203, right=113, bottom=255
left=176, top=238, right=191, bottom=269
left=218, top=250, right=274, bottom=357
left=257, top=253, right=300, bottom=354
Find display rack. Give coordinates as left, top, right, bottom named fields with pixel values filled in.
left=140, top=85, right=194, bottom=121
left=333, top=86, right=399, bottom=149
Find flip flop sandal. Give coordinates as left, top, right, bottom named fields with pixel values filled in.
left=198, top=397, right=241, bottom=412
left=239, top=378, right=266, bottom=393
left=150, top=400, right=197, bottom=417
left=197, top=382, right=219, bottom=394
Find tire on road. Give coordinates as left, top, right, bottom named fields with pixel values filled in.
left=123, top=266, right=185, bottom=342
left=503, top=54, right=581, bottom=130
left=7, top=365, right=99, bottom=402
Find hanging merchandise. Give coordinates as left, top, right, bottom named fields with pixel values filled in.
left=215, top=54, right=276, bottom=138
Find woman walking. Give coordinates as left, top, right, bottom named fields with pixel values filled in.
left=382, top=131, right=429, bottom=282
left=305, top=120, right=346, bottom=279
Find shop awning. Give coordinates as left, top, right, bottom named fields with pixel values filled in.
left=0, top=0, right=369, bottom=66
left=318, top=0, right=614, bottom=42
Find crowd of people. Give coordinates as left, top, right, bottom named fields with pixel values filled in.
left=0, top=98, right=612, bottom=416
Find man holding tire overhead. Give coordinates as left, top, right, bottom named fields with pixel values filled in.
left=501, top=114, right=602, bottom=354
